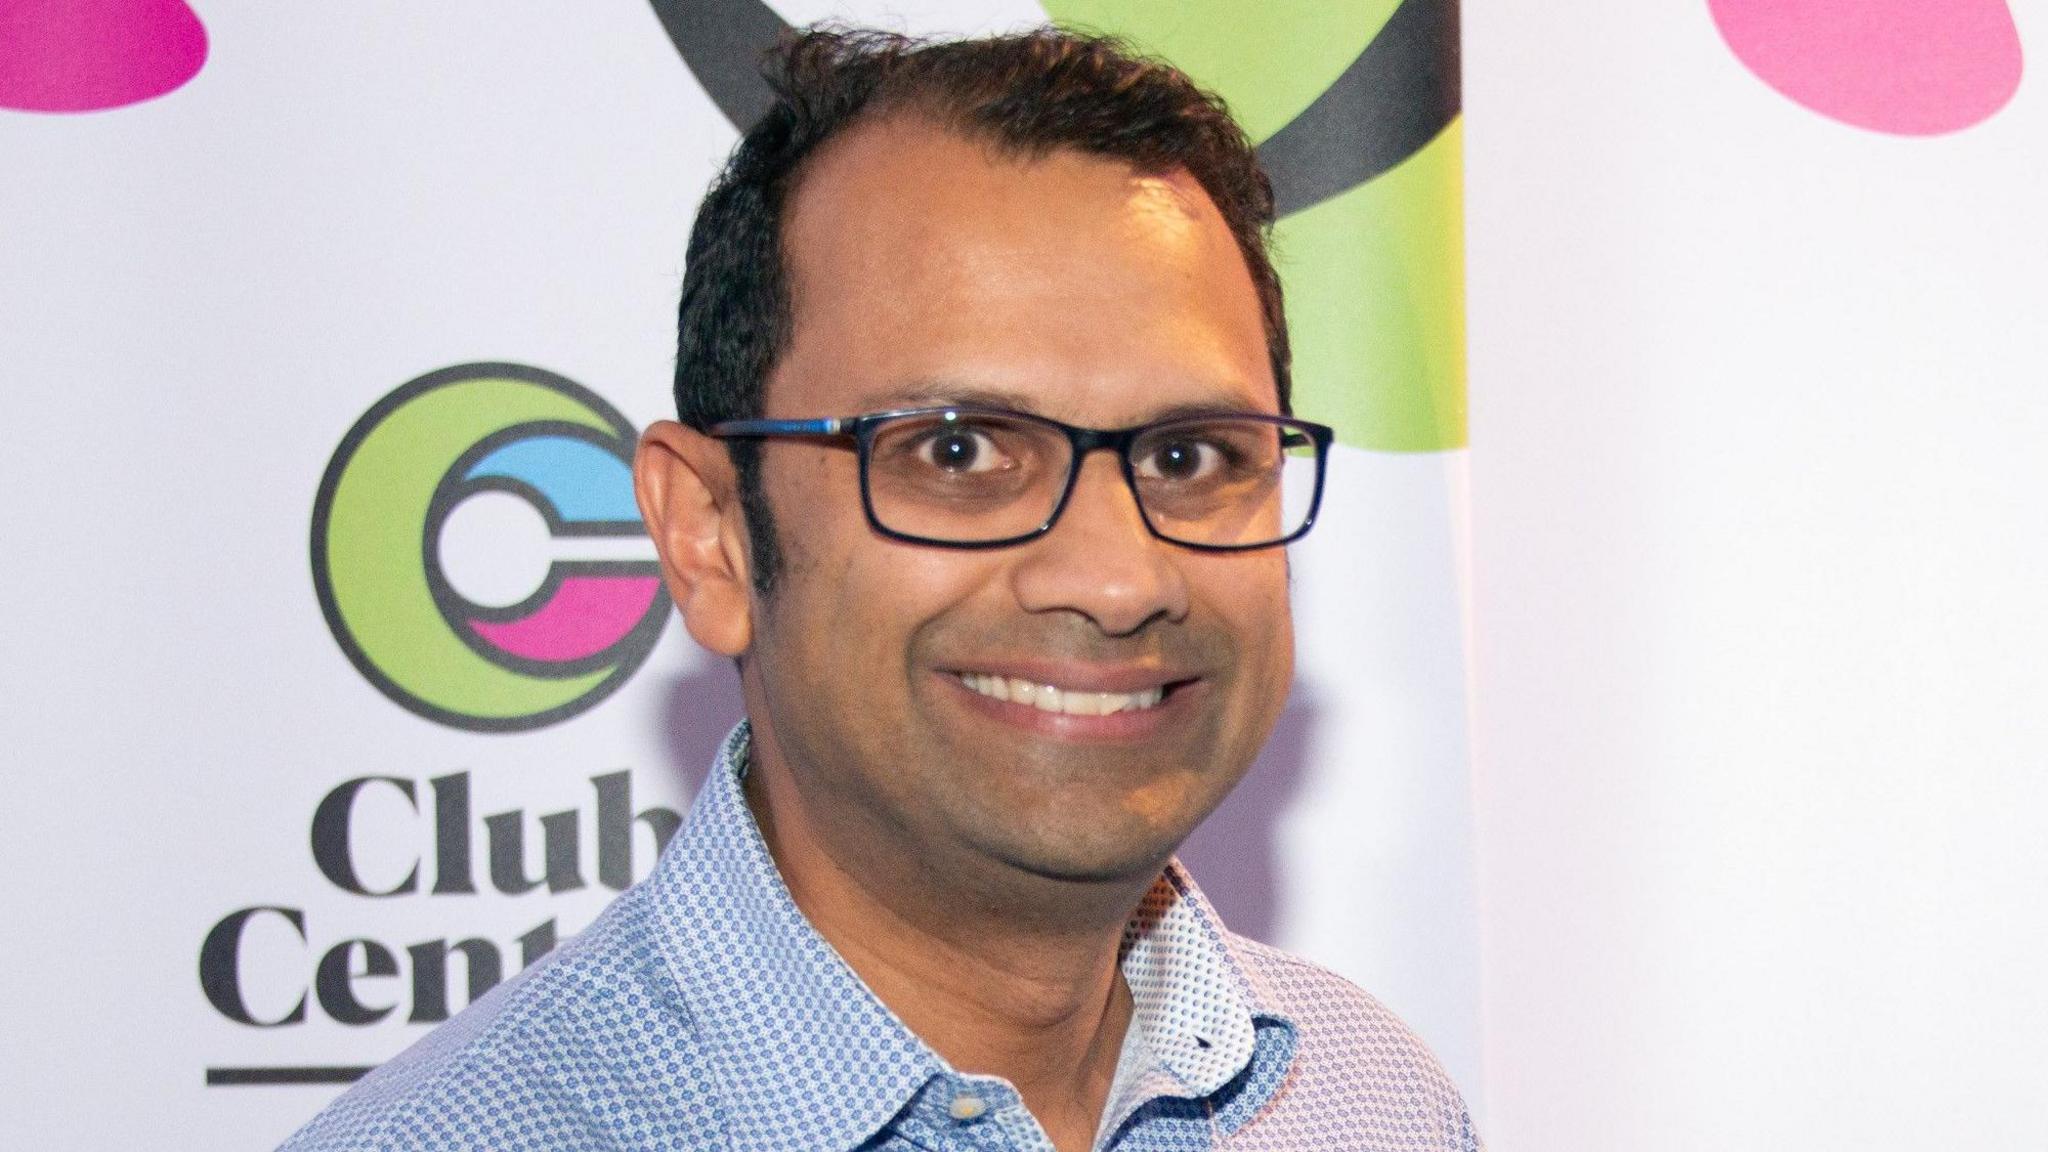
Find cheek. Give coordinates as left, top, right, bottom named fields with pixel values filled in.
left=755, top=448, right=876, bottom=624
left=763, top=463, right=1002, bottom=690
left=1207, top=556, right=1295, bottom=728
left=1209, top=555, right=1293, bottom=657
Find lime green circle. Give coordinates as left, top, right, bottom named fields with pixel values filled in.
left=320, top=373, right=623, bottom=724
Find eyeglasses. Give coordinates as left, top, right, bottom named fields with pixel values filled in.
left=707, top=405, right=1333, bottom=551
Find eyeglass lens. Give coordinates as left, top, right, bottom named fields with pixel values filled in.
left=862, top=411, right=1319, bottom=547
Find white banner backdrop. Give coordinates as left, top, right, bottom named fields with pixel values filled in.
left=1467, top=2, right=2045, bottom=1148
left=1, top=3, right=1480, bottom=1149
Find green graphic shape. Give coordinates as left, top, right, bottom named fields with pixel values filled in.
left=1043, top=0, right=1466, bottom=451
left=1275, top=120, right=1466, bottom=451
left=316, top=374, right=616, bottom=726
left=1043, top=0, right=1400, bottom=142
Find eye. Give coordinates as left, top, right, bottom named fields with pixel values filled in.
left=914, top=425, right=1006, bottom=474
left=1136, top=437, right=1222, bottom=483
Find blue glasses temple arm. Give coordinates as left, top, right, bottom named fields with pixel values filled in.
left=707, top=418, right=847, bottom=437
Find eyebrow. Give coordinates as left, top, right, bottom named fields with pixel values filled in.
left=850, top=380, right=1278, bottom=424
left=852, top=381, right=1034, bottom=412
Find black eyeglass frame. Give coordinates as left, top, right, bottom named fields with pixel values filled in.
left=706, top=405, right=1334, bottom=552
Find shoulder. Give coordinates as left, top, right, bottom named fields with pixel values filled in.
left=1227, top=932, right=1444, bottom=1062
left=276, top=890, right=721, bottom=1152
left=1227, top=934, right=1481, bottom=1151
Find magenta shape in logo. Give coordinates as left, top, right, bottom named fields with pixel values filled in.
left=468, top=577, right=667, bottom=665
left=0, top=0, right=208, bottom=113
left=1709, top=0, right=2024, bottom=136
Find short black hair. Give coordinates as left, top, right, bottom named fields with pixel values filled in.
left=674, top=26, right=1290, bottom=594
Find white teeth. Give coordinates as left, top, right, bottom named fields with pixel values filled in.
left=958, top=674, right=1167, bottom=715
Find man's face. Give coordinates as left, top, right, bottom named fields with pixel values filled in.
left=743, top=118, right=1292, bottom=890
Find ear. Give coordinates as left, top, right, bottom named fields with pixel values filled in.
left=634, top=420, right=754, bottom=657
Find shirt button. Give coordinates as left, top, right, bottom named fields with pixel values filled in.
left=949, top=1091, right=988, bottom=1121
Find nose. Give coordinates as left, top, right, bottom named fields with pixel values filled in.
left=1009, top=451, right=1190, bottom=636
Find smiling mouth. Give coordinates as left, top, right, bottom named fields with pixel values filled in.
left=955, top=672, right=1169, bottom=716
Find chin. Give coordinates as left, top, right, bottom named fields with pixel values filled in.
left=985, top=822, right=1187, bottom=888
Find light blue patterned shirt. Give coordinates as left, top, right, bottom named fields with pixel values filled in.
left=282, top=723, right=1479, bottom=1151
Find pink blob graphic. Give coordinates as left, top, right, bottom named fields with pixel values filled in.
left=469, top=576, right=663, bottom=665
left=1709, top=0, right=2023, bottom=135
left=0, top=0, right=208, bottom=113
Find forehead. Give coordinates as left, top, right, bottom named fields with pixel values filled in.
left=774, top=116, right=1275, bottom=421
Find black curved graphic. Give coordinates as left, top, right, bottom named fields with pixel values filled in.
left=649, top=0, right=1459, bottom=218
left=1256, top=0, right=1461, bottom=217
left=648, top=0, right=790, bottom=131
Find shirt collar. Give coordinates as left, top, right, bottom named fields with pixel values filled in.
left=646, top=721, right=1294, bottom=1151
left=1095, top=864, right=1278, bottom=1142
left=646, top=723, right=942, bottom=1152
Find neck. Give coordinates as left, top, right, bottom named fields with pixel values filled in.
left=742, top=731, right=1145, bottom=1152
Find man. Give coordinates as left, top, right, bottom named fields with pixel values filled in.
left=284, top=27, right=1478, bottom=1152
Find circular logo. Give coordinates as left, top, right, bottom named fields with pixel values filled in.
left=311, top=363, right=670, bottom=731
